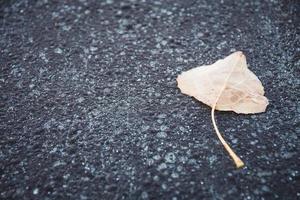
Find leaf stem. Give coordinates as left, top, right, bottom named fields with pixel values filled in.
left=211, top=106, right=244, bottom=168
left=210, top=52, right=245, bottom=168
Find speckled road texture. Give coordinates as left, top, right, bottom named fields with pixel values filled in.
left=0, top=0, right=299, bottom=199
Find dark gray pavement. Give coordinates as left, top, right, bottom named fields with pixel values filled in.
left=0, top=0, right=299, bottom=199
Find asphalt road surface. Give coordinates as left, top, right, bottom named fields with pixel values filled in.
left=1, top=0, right=299, bottom=199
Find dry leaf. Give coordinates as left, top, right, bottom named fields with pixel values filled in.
left=177, top=51, right=269, bottom=168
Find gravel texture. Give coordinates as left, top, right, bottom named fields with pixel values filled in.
left=0, top=0, right=299, bottom=199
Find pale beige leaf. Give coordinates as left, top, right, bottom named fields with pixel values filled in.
left=177, top=51, right=269, bottom=168
left=177, top=51, right=269, bottom=114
